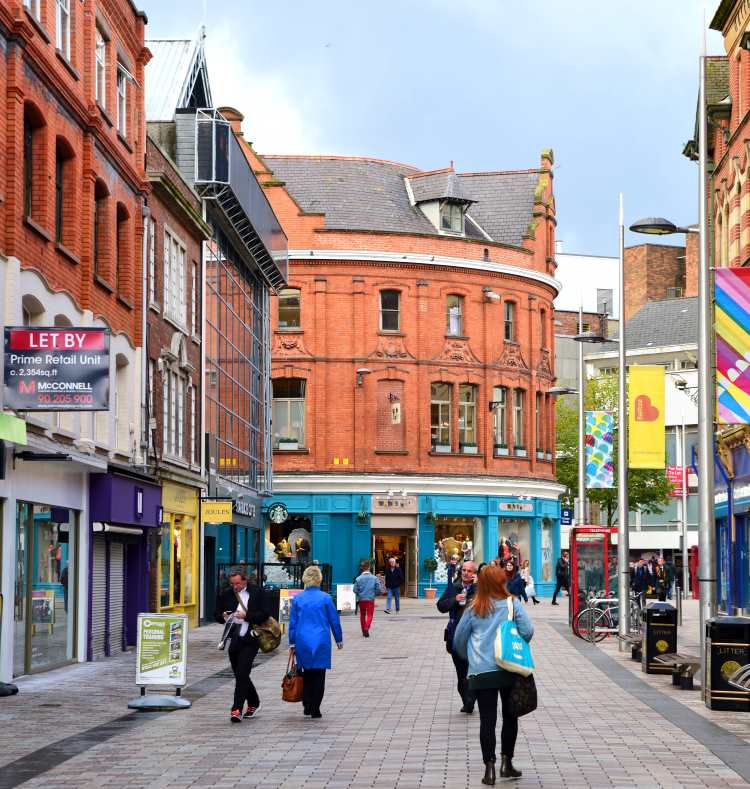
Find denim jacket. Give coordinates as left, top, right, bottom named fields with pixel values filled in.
left=452, top=597, right=534, bottom=678
left=353, top=571, right=379, bottom=601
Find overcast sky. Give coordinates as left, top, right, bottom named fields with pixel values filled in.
left=141, top=1, right=724, bottom=257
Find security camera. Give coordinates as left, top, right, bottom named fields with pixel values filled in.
left=674, top=378, right=688, bottom=391
left=356, top=368, right=372, bottom=375
left=482, top=288, right=501, bottom=301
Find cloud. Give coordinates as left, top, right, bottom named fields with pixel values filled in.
left=203, top=24, right=323, bottom=154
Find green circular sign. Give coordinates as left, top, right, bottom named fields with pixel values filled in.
left=268, top=502, right=289, bottom=524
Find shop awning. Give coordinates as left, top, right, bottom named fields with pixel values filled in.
left=93, top=522, right=144, bottom=536
left=0, top=413, right=27, bottom=445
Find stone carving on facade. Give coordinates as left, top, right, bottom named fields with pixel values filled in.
left=496, top=341, right=528, bottom=371
left=371, top=335, right=413, bottom=360
left=273, top=332, right=311, bottom=358
left=436, top=338, right=480, bottom=364
left=538, top=348, right=553, bottom=379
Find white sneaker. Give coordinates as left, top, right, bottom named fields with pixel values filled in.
left=384, top=609, right=391, bottom=614
left=243, top=702, right=262, bottom=719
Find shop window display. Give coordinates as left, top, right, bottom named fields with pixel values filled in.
left=498, top=518, right=530, bottom=566
left=14, top=503, right=76, bottom=676
left=433, top=516, right=480, bottom=583
left=269, top=515, right=312, bottom=565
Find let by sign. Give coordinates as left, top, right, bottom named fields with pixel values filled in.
left=4, top=327, right=110, bottom=411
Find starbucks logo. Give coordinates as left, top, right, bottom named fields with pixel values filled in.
left=268, top=502, right=289, bottom=524
left=721, top=660, right=742, bottom=682
left=655, top=639, right=669, bottom=653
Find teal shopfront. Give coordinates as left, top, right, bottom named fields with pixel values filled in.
left=263, top=492, right=561, bottom=597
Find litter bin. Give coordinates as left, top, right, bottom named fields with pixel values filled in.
left=641, top=601, right=677, bottom=674
left=705, top=616, right=750, bottom=711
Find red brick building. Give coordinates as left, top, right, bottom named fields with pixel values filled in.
left=229, top=125, right=563, bottom=594
left=0, top=0, right=153, bottom=678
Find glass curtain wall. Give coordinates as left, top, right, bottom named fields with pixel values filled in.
left=204, top=225, right=270, bottom=493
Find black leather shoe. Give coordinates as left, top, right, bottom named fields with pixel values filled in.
left=303, top=706, right=311, bottom=716
left=459, top=704, right=474, bottom=713
left=551, top=601, right=559, bottom=606
left=500, top=755, right=521, bottom=778
left=481, top=761, right=495, bottom=785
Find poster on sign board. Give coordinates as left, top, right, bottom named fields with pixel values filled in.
left=336, top=584, right=356, bottom=612
left=135, top=613, right=188, bottom=687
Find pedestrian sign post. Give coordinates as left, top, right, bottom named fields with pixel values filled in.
left=128, top=613, right=191, bottom=711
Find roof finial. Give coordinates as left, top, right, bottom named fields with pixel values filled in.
left=450, top=159, right=454, bottom=170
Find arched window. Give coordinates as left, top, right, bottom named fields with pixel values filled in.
left=430, top=382, right=452, bottom=450
left=379, top=289, right=400, bottom=332
left=55, top=137, right=75, bottom=248
left=21, top=294, right=44, bottom=326
left=23, top=102, right=46, bottom=223
left=540, top=308, right=547, bottom=348
left=278, top=287, right=301, bottom=329
left=272, top=378, right=306, bottom=448
left=93, top=179, right=110, bottom=277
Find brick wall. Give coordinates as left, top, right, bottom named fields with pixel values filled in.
left=623, top=243, right=686, bottom=320
left=553, top=310, right=607, bottom=338
left=0, top=0, right=148, bottom=343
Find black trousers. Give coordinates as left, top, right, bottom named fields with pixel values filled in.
left=302, top=668, right=326, bottom=713
left=551, top=579, right=568, bottom=603
left=475, top=686, right=518, bottom=763
left=451, top=652, right=475, bottom=708
left=228, top=638, right=260, bottom=711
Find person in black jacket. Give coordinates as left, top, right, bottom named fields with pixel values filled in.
left=384, top=557, right=404, bottom=614
left=437, top=560, right=477, bottom=713
left=504, top=558, right=528, bottom=603
left=551, top=550, right=570, bottom=605
left=215, top=567, right=269, bottom=723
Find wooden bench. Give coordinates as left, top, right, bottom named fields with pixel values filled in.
left=653, top=653, right=701, bottom=690
left=727, top=663, right=750, bottom=692
left=616, top=633, right=642, bottom=661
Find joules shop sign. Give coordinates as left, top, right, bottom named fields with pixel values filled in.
left=4, top=327, right=110, bottom=411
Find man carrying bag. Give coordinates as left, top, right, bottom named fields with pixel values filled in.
left=215, top=567, right=269, bottom=723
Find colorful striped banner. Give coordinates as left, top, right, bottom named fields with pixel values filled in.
left=716, top=268, right=750, bottom=424
left=585, top=411, right=614, bottom=488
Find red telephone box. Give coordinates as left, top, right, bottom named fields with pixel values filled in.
left=568, top=526, right=618, bottom=625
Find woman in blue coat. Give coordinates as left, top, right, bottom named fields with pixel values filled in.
left=288, top=565, right=343, bottom=718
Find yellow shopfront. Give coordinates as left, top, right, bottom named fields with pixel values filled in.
left=159, top=483, right=200, bottom=626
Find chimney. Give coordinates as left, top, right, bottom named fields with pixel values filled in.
left=217, top=106, right=244, bottom=135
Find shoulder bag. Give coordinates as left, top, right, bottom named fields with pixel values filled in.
left=493, top=597, right=535, bottom=676
left=282, top=652, right=304, bottom=703
left=508, top=673, right=538, bottom=717
left=235, top=591, right=282, bottom=653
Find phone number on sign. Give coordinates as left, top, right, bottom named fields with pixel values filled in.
left=35, top=393, right=94, bottom=405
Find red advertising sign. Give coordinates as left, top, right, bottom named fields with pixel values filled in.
left=4, top=327, right=110, bottom=411
left=666, top=465, right=686, bottom=497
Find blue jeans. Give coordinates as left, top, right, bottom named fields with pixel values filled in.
left=386, top=587, right=400, bottom=611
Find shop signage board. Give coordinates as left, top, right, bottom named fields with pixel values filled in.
left=336, top=584, right=356, bottom=613
left=4, top=327, right=109, bottom=411
left=135, top=613, right=188, bottom=687
left=560, top=507, right=574, bottom=526
left=371, top=494, right=418, bottom=514
left=278, top=588, right=301, bottom=625
left=666, top=466, right=685, bottom=497
left=200, top=499, right=232, bottom=523
left=499, top=502, right=533, bottom=513
left=31, top=590, right=55, bottom=625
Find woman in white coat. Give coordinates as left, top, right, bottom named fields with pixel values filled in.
left=520, top=560, right=539, bottom=605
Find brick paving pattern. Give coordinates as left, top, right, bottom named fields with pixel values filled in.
left=1, top=599, right=749, bottom=788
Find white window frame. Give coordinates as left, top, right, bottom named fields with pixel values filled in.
left=493, top=386, right=507, bottom=446
left=190, top=384, right=196, bottom=464
left=116, top=65, right=127, bottom=136
left=504, top=301, right=516, bottom=342
left=430, top=382, right=452, bottom=448
left=24, top=0, right=40, bottom=20
left=458, top=384, right=477, bottom=447
left=272, top=382, right=306, bottom=449
left=148, top=217, right=156, bottom=305
left=191, top=261, right=198, bottom=336
left=163, top=227, right=187, bottom=328
left=440, top=202, right=464, bottom=233
left=536, top=392, right=543, bottom=450
left=95, top=29, right=107, bottom=108
left=379, top=289, right=400, bottom=332
left=148, top=359, right=155, bottom=449
left=446, top=294, right=463, bottom=336
left=513, top=388, right=525, bottom=448
left=56, top=0, right=70, bottom=60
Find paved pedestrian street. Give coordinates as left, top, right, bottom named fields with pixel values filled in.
left=1, top=599, right=750, bottom=789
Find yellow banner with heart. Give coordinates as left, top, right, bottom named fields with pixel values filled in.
left=628, top=365, right=665, bottom=469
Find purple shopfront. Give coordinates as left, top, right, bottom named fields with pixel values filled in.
left=88, top=473, right=161, bottom=660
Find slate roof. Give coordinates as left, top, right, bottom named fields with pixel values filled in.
left=262, top=156, right=541, bottom=247
left=145, top=36, right=212, bottom=122
left=595, top=296, right=697, bottom=354
left=408, top=170, right=475, bottom=203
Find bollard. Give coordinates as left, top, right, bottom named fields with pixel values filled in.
left=676, top=588, right=682, bottom=626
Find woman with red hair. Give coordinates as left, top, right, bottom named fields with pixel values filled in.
left=453, top=564, right=534, bottom=784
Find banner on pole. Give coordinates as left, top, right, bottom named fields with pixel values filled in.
left=628, top=365, right=665, bottom=469
left=585, top=411, right=614, bottom=488
left=716, top=268, right=750, bottom=424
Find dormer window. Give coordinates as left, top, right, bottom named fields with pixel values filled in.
left=441, top=202, right=464, bottom=233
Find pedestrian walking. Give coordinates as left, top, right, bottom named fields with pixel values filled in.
left=353, top=561, right=379, bottom=637
left=550, top=550, right=570, bottom=605
left=520, top=560, right=539, bottom=605
left=437, top=559, right=477, bottom=712
left=384, top=557, right=403, bottom=613
left=453, top=564, right=534, bottom=783
left=288, top=565, right=343, bottom=719
left=214, top=567, right=269, bottom=723
left=504, top=558, right=527, bottom=603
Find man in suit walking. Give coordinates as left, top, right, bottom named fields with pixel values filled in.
left=215, top=567, right=269, bottom=723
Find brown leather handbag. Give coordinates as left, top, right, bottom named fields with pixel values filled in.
left=281, top=652, right=304, bottom=703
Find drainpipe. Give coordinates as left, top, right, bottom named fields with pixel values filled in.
left=141, top=201, right=150, bottom=460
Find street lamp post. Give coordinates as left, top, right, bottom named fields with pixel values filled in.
left=629, top=48, right=715, bottom=666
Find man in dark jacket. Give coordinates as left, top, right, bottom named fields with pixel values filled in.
left=437, top=560, right=477, bottom=713
left=384, top=557, right=404, bottom=614
left=215, top=567, right=269, bottom=723
left=551, top=550, right=570, bottom=605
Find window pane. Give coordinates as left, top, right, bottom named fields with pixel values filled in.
left=493, top=386, right=507, bottom=445
left=504, top=302, right=515, bottom=341
left=380, top=290, right=400, bottom=331
left=446, top=295, right=463, bottom=335
left=278, top=288, right=301, bottom=328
